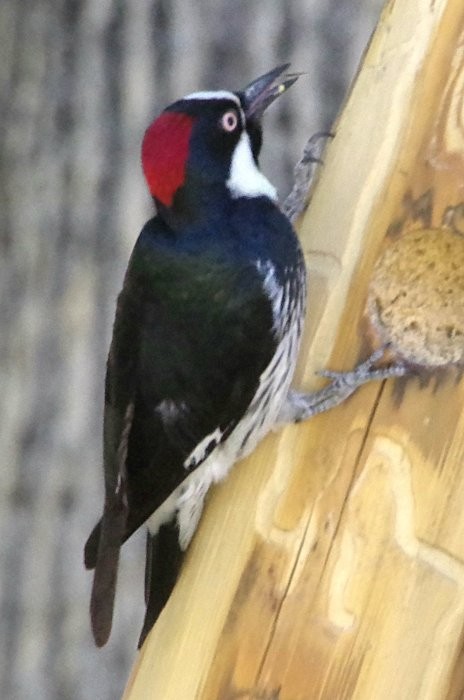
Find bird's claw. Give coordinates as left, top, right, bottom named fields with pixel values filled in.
left=280, top=346, right=408, bottom=423
left=282, top=132, right=334, bottom=224
left=316, top=346, right=407, bottom=384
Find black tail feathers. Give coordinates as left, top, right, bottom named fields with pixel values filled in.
left=86, top=498, right=128, bottom=647
left=138, top=520, right=185, bottom=648
left=84, top=520, right=101, bottom=570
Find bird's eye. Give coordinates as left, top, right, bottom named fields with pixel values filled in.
left=220, top=110, right=239, bottom=132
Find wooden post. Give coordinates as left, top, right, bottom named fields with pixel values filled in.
left=123, top=0, right=464, bottom=697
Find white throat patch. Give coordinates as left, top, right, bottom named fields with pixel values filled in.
left=226, top=132, right=277, bottom=201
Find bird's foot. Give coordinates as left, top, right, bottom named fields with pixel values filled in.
left=282, top=131, right=333, bottom=224
left=280, top=346, right=408, bottom=423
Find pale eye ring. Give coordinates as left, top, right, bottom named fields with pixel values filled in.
left=221, top=110, right=239, bottom=132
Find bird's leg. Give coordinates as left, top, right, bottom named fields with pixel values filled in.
left=282, top=131, right=333, bottom=224
left=279, top=347, right=408, bottom=424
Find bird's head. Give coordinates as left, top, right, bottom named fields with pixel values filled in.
left=141, top=65, right=298, bottom=223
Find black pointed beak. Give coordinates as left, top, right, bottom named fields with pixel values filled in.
left=240, top=64, right=299, bottom=120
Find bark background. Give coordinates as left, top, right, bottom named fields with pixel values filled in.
left=1, top=2, right=383, bottom=699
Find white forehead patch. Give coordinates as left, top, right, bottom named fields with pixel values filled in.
left=227, top=132, right=277, bottom=201
left=183, top=90, right=241, bottom=106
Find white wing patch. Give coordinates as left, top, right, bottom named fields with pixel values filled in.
left=256, top=260, right=285, bottom=333
left=227, top=132, right=277, bottom=201
left=183, top=426, right=223, bottom=470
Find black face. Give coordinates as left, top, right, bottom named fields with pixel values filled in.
left=167, top=97, right=245, bottom=185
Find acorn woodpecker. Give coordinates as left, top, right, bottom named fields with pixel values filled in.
left=84, top=65, right=406, bottom=649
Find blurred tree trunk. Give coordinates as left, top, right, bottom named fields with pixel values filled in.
left=0, top=1, right=382, bottom=698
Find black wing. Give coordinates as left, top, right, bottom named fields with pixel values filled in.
left=84, top=216, right=277, bottom=645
